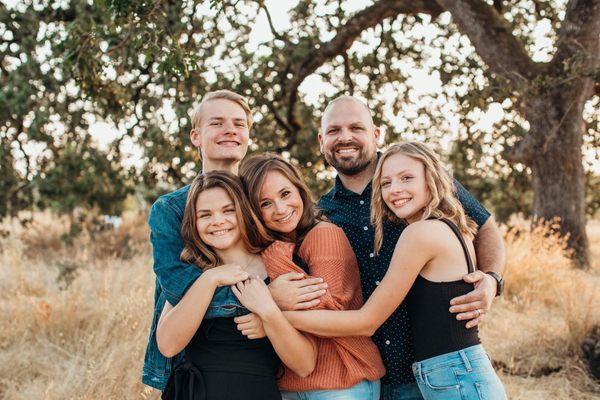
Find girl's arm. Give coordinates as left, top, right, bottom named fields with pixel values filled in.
left=232, top=279, right=317, bottom=377
left=156, top=264, right=249, bottom=357
left=285, top=221, right=438, bottom=337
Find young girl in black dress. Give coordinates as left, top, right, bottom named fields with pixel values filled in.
left=156, top=171, right=316, bottom=400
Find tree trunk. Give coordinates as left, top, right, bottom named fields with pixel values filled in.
left=525, top=93, right=590, bottom=267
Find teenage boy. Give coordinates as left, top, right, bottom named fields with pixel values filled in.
left=142, top=90, right=327, bottom=390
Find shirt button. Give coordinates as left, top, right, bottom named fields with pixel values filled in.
left=385, top=340, right=391, bottom=345
left=360, top=200, right=364, bottom=205
left=369, top=253, right=374, bottom=258
left=375, top=280, right=380, bottom=285
left=363, top=226, right=368, bottom=231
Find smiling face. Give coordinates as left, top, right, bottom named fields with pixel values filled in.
left=258, top=171, right=304, bottom=235
left=319, top=98, right=380, bottom=176
left=195, top=187, right=242, bottom=250
left=380, top=152, right=431, bottom=223
left=190, top=98, right=250, bottom=167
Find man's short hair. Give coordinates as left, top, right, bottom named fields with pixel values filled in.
left=190, top=90, right=253, bottom=130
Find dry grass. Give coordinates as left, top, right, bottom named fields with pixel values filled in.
left=480, top=220, right=600, bottom=399
left=0, top=213, right=599, bottom=399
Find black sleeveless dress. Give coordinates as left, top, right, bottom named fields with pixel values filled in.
left=161, top=316, right=282, bottom=400
left=405, top=218, right=481, bottom=362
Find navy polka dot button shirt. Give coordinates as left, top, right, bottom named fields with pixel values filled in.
left=318, top=177, right=490, bottom=385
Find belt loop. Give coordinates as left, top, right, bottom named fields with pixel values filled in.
left=459, top=350, right=472, bottom=372
left=415, top=362, right=423, bottom=383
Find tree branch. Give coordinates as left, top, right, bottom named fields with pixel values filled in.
left=283, top=0, right=442, bottom=132
left=266, top=101, right=293, bottom=134
left=550, top=0, right=600, bottom=84
left=259, top=2, right=291, bottom=45
left=342, top=51, right=354, bottom=95
left=493, top=0, right=503, bottom=13
left=436, top=0, right=539, bottom=87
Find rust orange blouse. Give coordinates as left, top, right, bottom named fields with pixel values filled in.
left=261, top=223, right=386, bottom=391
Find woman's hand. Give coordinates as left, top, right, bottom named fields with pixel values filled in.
left=234, top=313, right=266, bottom=339
left=232, top=278, right=279, bottom=318
left=204, top=264, right=249, bottom=287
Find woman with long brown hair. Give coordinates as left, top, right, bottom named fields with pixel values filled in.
left=238, top=153, right=385, bottom=400
left=283, top=142, right=506, bottom=400
left=156, top=171, right=316, bottom=400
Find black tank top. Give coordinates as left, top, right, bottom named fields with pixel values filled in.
left=161, top=280, right=281, bottom=400
left=405, top=218, right=481, bottom=361
left=162, top=317, right=281, bottom=400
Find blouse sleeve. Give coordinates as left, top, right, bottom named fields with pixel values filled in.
left=298, top=224, right=363, bottom=311
left=261, top=241, right=305, bottom=278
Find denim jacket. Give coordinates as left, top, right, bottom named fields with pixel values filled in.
left=142, top=185, right=248, bottom=390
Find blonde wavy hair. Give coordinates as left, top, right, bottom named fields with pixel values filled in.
left=371, top=142, right=478, bottom=255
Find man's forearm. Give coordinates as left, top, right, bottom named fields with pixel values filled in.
left=474, top=217, right=506, bottom=275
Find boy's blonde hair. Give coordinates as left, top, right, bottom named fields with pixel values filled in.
left=371, top=141, right=478, bottom=255
left=190, top=90, right=253, bottom=130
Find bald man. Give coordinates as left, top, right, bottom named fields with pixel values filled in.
left=314, top=96, right=505, bottom=400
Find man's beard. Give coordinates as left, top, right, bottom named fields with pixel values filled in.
left=324, top=147, right=374, bottom=176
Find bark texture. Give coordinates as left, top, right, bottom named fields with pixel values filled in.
left=439, top=0, right=600, bottom=266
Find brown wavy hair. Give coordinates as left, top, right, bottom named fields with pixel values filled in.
left=180, top=171, right=270, bottom=270
left=371, top=142, right=478, bottom=255
left=239, top=153, right=321, bottom=244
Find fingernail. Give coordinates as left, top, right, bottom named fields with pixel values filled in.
left=449, top=307, right=455, bottom=312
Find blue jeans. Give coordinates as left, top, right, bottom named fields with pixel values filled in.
left=412, top=345, right=506, bottom=400
left=381, top=382, right=423, bottom=400
left=281, top=379, right=380, bottom=400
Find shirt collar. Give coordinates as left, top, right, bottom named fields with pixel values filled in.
left=331, top=151, right=382, bottom=199
left=331, top=175, right=371, bottom=199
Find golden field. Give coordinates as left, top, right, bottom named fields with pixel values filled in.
left=0, top=213, right=599, bottom=399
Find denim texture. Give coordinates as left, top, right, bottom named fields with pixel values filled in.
left=281, top=379, right=381, bottom=400
left=142, top=185, right=248, bottom=390
left=412, top=345, right=506, bottom=400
